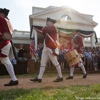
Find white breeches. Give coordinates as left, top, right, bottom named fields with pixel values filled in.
left=78, top=62, right=84, bottom=67
left=41, top=50, right=59, bottom=67
left=0, top=57, right=12, bottom=65
left=1, top=43, right=11, bottom=56
left=1, top=42, right=15, bottom=60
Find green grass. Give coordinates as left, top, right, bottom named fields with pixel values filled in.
left=0, top=73, right=100, bottom=100
left=0, top=84, right=100, bottom=100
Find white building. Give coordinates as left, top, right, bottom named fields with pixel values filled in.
left=12, top=6, right=99, bottom=47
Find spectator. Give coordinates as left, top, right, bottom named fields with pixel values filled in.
left=17, top=44, right=28, bottom=62
left=18, top=44, right=28, bottom=57
left=92, top=51, right=98, bottom=71
left=84, top=48, right=93, bottom=71
left=38, top=43, right=43, bottom=61
left=59, top=46, right=65, bottom=69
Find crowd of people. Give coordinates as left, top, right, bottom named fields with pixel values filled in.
left=12, top=43, right=100, bottom=73
left=11, top=43, right=100, bottom=73
left=37, top=44, right=100, bottom=72
left=59, top=46, right=100, bottom=71
left=83, top=46, right=100, bottom=71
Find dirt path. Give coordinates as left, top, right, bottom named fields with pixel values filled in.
left=0, top=74, right=100, bottom=90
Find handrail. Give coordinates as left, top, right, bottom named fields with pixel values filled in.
left=12, top=30, right=100, bottom=43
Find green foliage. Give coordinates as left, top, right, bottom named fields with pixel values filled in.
left=0, top=84, right=100, bottom=100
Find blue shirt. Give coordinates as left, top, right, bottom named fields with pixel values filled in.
left=84, top=52, right=92, bottom=59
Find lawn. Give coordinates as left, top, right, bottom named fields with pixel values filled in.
left=1, top=73, right=100, bottom=100
left=0, top=84, right=100, bottom=100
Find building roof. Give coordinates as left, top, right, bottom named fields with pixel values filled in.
left=29, top=5, right=98, bottom=31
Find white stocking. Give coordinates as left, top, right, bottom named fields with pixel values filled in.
left=56, top=65, right=62, bottom=78
left=38, top=67, right=45, bottom=79
left=4, top=63, right=17, bottom=81
left=81, top=65, right=86, bottom=74
left=70, top=67, right=75, bottom=76
left=78, top=62, right=86, bottom=74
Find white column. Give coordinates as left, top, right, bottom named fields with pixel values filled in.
left=34, top=29, right=38, bottom=50
left=90, top=33, right=95, bottom=47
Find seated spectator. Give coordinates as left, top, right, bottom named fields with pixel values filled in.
left=17, top=44, right=28, bottom=62
left=18, top=44, right=28, bottom=57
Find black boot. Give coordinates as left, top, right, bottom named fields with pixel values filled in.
left=53, top=77, right=63, bottom=82
left=4, top=80, right=18, bottom=86
left=83, top=73, right=87, bottom=78
left=66, top=76, right=73, bottom=79
left=30, top=77, right=42, bottom=83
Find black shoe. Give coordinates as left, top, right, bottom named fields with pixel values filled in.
left=4, top=80, right=18, bottom=86
left=30, top=77, right=42, bottom=83
left=66, top=76, right=73, bottom=79
left=53, top=77, right=63, bottom=82
left=83, top=73, right=87, bottom=78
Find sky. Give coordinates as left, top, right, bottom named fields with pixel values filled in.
left=0, top=0, right=100, bottom=37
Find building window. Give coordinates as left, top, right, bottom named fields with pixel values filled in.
left=61, top=14, right=71, bottom=21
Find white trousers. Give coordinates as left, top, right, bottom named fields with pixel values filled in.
left=41, top=49, right=59, bottom=67
left=1, top=43, right=15, bottom=60
left=0, top=57, right=11, bottom=64
left=38, top=49, right=62, bottom=79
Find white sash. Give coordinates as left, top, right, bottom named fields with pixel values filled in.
left=4, top=18, right=13, bottom=35
left=45, top=33, right=60, bottom=55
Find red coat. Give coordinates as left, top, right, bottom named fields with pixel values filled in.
left=73, top=35, right=83, bottom=53
left=0, top=17, right=11, bottom=57
left=42, top=26, right=58, bottom=50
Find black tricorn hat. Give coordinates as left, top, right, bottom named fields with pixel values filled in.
left=0, top=8, right=10, bottom=17
left=46, top=17, right=56, bottom=24
left=46, top=17, right=51, bottom=21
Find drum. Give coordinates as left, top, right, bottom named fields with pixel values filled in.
left=65, top=49, right=82, bottom=67
left=2, top=32, right=12, bottom=40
